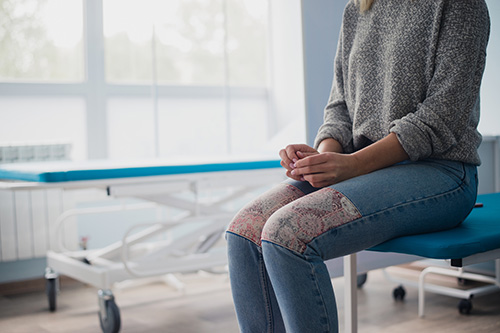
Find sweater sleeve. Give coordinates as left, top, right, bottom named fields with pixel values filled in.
left=314, top=24, right=354, bottom=153
left=390, top=0, right=490, bottom=161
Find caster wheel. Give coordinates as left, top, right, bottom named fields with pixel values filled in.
left=357, top=273, right=368, bottom=288
left=46, top=278, right=58, bottom=312
left=457, top=277, right=469, bottom=286
left=458, top=298, right=473, bottom=314
left=45, top=268, right=59, bottom=312
left=98, top=290, right=121, bottom=333
left=392, top=285, right=406, bottom=301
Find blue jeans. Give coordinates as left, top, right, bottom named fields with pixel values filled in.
left=226, top=159, right=478, bottom=333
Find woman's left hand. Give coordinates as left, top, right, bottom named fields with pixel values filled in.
left=291, top=152, right=361, bottom=188
left=291, top=133, right=410, bottom=188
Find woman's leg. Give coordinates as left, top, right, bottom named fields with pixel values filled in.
left=226, top=233, right=284, bottom=333
left=261, top=160, right=478, bottom=333
left=226, top=181, right=319, bottom=333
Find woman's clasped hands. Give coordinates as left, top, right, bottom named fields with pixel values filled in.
left=279, top=143, right=361, bottom=188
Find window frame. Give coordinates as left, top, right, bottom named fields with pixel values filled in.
left=0, top=0, right=306, bottom=159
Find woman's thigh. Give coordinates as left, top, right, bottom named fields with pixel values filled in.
left=262, top=159, right=478, bottom=260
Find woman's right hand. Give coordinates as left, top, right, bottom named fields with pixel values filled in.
left=279, top=144, right=319, bottom=181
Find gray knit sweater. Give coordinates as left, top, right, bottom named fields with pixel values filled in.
left=314, top=0, right=490, bottom=165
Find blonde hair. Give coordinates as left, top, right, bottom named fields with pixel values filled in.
left=355, top=0, right=375, bottom=12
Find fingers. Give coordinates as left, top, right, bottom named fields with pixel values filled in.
left=280, top=144, right=314, bottom=171
left=302, top=173, right=329, bottom=188
left=281, top=152, right=305, bottom=181
left=291, top=164, right=323, bottom=177
left=279, top=149, right=295, bottom=172
left=280, top=144, right=319, bottom=181
left=295, top=153, right=328, bottom=167
left=290, top=153, right=340, bottom=187
left=291, top=154, right=329, bottom=176
left=285, top=145, right=301, bottom=163
left=297, top=152, right=356, bottom=187
left=285, top=169, right=305, bottom=182
left=297, top=151, right=317, bottom=159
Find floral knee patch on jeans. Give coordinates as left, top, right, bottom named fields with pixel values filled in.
left=227, top=183, right=305, bottom=246
left=261, top=188, right=362, bottom=254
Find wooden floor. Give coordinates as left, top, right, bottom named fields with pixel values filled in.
left=0, top=265, right=499, bottom=333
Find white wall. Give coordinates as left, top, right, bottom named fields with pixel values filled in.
left=302, top=0, right=348, bottom=145
left=480, top=0, right=500, bottom=136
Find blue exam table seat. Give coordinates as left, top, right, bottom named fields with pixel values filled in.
left=369, top=192, right=500, bottom=266
left=343, top=192, right=500, bottom=332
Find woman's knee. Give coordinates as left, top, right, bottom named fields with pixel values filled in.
left=261, top=206, right=311, bottom=254
left=262, top=188, right=362, bottom=254
left=226, top=205, right=266, bottom=246
left=226, top=183, right=306, bottom=246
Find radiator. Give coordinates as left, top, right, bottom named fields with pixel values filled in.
left=0, top=142, right=76, bottom=262
left=0, top=142, right=71, bottom=164
left=1, top=189, right=64, bottom=261
left=0, top=186, right=127, bottom=263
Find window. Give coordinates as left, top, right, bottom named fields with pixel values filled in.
left=103, top=0, right=267, bottom=86
left=0, top=0, right=306, bottom=161
left=0, top=0, right=84, bottom=82
left=0, top=97, right=86, bottom=158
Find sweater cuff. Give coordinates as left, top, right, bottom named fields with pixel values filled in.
left=313, top=129, right=354, bottom=154
left=390, top=119, right=432, bottom=161
left=313, top=132, right=333, bottom=150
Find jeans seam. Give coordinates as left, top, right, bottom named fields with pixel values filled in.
left=258, top=244, right=275, bottom=333
left=364, top=174, right=472, bottom=221
left=331, top=161, right=472, bottom=216
left=307, top=260, right=331, bottom=333
left=262, top=239, right=304, bottom=256
left=336, top=166, right=470, bottom=218
left=226, top=230, right=262, bottom=248
left=262, top=240, right=332, bottom=332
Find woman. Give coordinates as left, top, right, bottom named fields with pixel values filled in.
left=226, top=0, right=490, bottom=332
